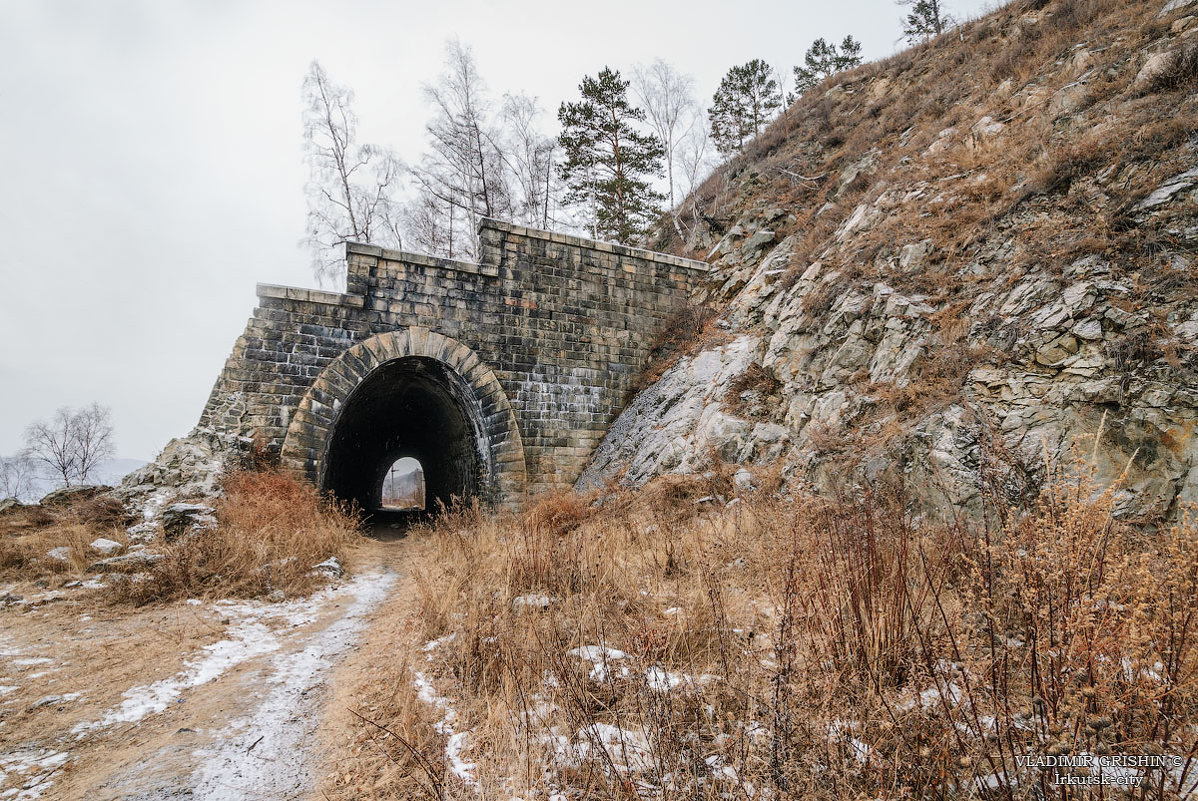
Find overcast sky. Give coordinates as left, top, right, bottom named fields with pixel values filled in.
left=0, top=0, right=995, bottom=462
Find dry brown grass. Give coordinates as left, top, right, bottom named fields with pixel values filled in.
left=319, top=2, right=1198, bottom=794
left=0, top=503, right=131, bottom=580
left=326, top=462, right=1198, bottom=799
left=723, top=362, right=782, bottom=420
left=109, top=470, right=361, bottom=605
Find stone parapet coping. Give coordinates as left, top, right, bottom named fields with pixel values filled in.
left=256, top=283, right=366, bottom=308
left=479, top=218, right=709, bottom=272
left=345, top=243, right=497, bottom=277
left=344, top=218, right=709, bottom=278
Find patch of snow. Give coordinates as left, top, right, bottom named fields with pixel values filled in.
left=512, top=593, right=551, bottom=611
left=421, top=632, right=458, bottom=653
left=645, top=667, right=683, bottom=692
left=577, top=723, right=654, bottom=773
left=190, top=569, right=396, bottom=799
left=644, top=667, right=718, bottom=693
left=975, top=771, right=1016, bottom=791
left=11, top=659, right=50, bottom=668
left=896, top=680, right=963, bottom=711
left=705, top=754, right=739, bottom=783
left=30, top=692, right=82, bottom=709
left=569, top=645, right=630, bottom=682
left=72, top=620, right=281, bottom=735
left=0, top=748, right=69, bottom=800
left=571, top=645, right=627, bottom=661
left=44, top=548, right=71, bottom=563
left=847, top=737, right=872, bottom=765
left=445, top=732, right=478, bottom=787
left=74, top=574, right=376, bottom=737
left=412, top=670, right=478, bottom=790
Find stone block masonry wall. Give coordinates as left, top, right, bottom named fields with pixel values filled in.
left=197, top=219, right=707, bottom=500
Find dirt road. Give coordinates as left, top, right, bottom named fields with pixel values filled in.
left=0, top=538, right=415, bottom=800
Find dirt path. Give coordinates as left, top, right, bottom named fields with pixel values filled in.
left=0, top=538, right=417, bottom=800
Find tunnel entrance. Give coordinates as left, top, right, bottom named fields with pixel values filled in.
left=321, top=356, right=487, bottom=516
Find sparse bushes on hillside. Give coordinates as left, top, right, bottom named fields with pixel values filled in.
left=0, top=497, right=133, bottom=580
left=1147, top=43, right=1198, bottom=94
left=625, top=297, right=719, bottom=401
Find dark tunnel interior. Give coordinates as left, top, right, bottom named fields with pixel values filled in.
left=322, top=356, right=485, bottom=515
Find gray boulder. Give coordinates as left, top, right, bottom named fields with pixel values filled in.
left=87, top=552, right=164, bottom=573
left=39, top=485, right=108, bottom=507
left=161, top=503, right=217, bottom=541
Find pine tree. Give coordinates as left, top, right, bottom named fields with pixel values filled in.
left=900, top=0, right=952, bottom=43
left=558, top=67, right=665, bottom=245
left=792, top=36, right=864, bottom=98
left=708, top=59, right=782, bottom=155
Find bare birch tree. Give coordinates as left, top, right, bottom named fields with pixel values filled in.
left=0, top=454, right=36, bottom=501
left=410, top=39, right=512, bottom=259
left=500, top=93, right=561, bottom=230
left=401, top=190, right=458, bottom=260
left=23, top=404, right=113, bottom=488
left=632, top=60, right=699, bottom=214
left=302, top=60, right=403, bottom=285
left=676, top=121, right=715, bottom=230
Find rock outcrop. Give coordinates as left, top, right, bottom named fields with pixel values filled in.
left=586, top=0, right=1198, bottom=522
left=111, top=428, right=249, bottom=542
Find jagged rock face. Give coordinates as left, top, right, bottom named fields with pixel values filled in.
left=588, top=2, right=1198, bottom=522
left=578, top=336, right=790, bottom=489
left=111, top=428, right=249, bottom=541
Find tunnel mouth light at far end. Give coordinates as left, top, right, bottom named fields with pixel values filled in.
left=380, top=456, right=425, bottom=511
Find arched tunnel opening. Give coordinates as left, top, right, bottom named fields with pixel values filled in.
left=322, top=356, right=487, bottom=523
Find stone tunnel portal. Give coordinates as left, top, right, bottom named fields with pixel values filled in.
left=321, top=356, right=487, bottom=513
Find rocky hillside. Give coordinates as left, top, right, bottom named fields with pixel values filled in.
left=583, top=0, right=1198, bottom=522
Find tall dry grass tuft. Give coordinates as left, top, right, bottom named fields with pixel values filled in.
left=110, top=470, right=361, bottom=604
left=331, top=469, right=1198, bottom=800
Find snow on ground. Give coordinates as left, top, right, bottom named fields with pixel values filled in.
left=568, top=645, right=629, bottom=681
left=0, top=748, right=69, bottom=800
left=413, top=670, right=478, bottom=789
left=0, top=568, right=399, bottom=801
left=70, top=576, right=378, bottom=737
left=190, top=569, right=396, bottom=800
